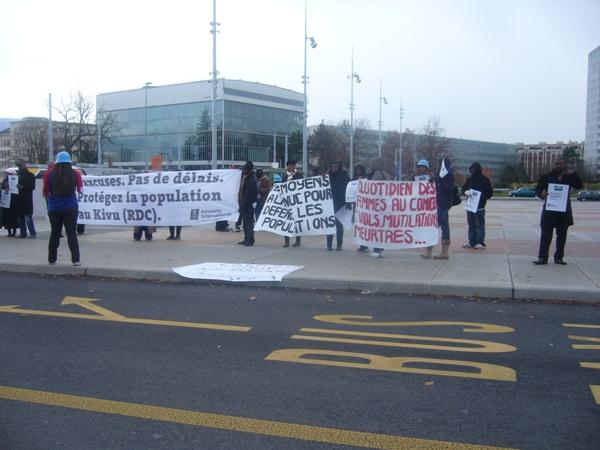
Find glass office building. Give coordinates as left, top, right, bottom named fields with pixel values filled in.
left=585, top=45, right=600, bottom=174
left=97, top=79, right=304, bottom=169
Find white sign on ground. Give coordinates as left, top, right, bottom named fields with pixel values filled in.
left=173, top=263, right=304, bottom=282
left=77, top=169, right=241, bottom=226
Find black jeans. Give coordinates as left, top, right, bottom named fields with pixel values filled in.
left=326, top=218, right=344, bottom=249
left=48, top=207, right=80, bottom=263
left=538, top=224, right=568, bottom=260
left=241, top=206, right=254, bottom=244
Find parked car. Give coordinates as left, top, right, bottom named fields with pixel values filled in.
left=577, top=190, right=600, bottom=202
left=508, top=187, right=536, bottom=197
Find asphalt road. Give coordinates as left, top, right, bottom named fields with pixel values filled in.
left=0, top=273, right=598, bottom=449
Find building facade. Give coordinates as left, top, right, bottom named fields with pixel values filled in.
left=585, top=45, right=600, bottom=174
left=516, top=141, right=584, bottom=182
left=97, top=79, right=304, bottom=169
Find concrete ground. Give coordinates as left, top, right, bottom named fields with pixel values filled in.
left=1, top=198, right=599, bottom=303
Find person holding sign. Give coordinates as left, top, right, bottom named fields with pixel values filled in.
left=432, top=157, right=455, bottom=260
left=368, top=158, right=392, bottom=258
left=1, top=170, right=19, bottom=237
left=353, top=164, right=370, bottom=253
left=414, top=160, right=437, bottom=259
left=283, top=160, right=302, bottom=248
left=461, top=162, right=493, bottom=250
left=326, top=162, right=350, bottom=251
left=532, top=158, right=583, bottom=265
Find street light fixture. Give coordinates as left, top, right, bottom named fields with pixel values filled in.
left=302, top=0, right=317, bottom=175
left=396, top=101, right=405, bottom=180
left=348, top=49, right=361, bottom=172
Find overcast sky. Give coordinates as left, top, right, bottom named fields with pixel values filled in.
left=1, top=0, right=599, bottom=144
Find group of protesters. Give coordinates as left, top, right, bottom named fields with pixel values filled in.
left=2, top=148, right=583, bottom=267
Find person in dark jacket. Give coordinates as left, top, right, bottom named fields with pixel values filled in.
left=461, top=162, right=493, bottom=249
left=433, top=157, right=454, bottom=260
left=283, top=159, right=303, bottom=248
left=326, top=161, right=350, bottom=251
left=532, top=158, right=583, bottom=265
left=16, top=161, right=37, bottom=238
left=255, top=168, right=273, bottom=221
left=1, top=170, right=19, bottom=237
left=353, top=164, right=370, bottom=253
left=238, top=161, right=258, bottom=247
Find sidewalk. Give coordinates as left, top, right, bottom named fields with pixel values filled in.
left=1, top=199, right=599, bottom=303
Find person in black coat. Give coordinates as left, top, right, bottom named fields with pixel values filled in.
left=533, top=158, right=583, bottom=265
left=461, top=161, right=493, bottom=249
left=433, top=157, right=455, bottom=259
left=283, top=160, right=303, bottom=248
left=238, top=161, right=258, bottom=247
left=326, top=161, right=350, bottom=250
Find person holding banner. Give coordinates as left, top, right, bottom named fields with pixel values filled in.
left=43, top=151, right=83, bottom=266
left=1, top=170, right=19, bottom=237
left=413, top=160, right=438, bottom=259
left=461, top=162, right=493, bottom=250
left=255, top=168, right=273, bottom=221
left=283, top=160, right=302, bottom=248
left=353, top=164, right=370, bottom=253
left=532, top=158, right=583, bottom=265
left=432, top=157, right=455, bottom=260
left=238, top=161, right=258, bottom=247
left=326, top=162, right=350, bottom=251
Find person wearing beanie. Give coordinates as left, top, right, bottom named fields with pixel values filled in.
left=43, top=151, right=83, bottom=265
left=238, top=161, right=257, bottom=246
left=461, top=161, right=493, bottom=250
left=283, top=159, right=303, bottom=248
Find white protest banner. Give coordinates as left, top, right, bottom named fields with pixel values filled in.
left=0, top=189, right=10, bottom=208
left=254, top=175, right=336, bottom=236
left=77, top=169, right=240, bottom=226
left=464, top=189, right=482, bottom=213
left=545, top=183, right=568, bottom=212
left=173, top=262, right=303, bottom=282
left=345, top=180, right=358, bottom=203
left=8, top=175, right=18, bottom=194
left=353, top=180, right=439, bottom=249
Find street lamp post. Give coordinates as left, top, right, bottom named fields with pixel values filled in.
left=348, top=49, right=361, bottom=172
left=377, top=79, right=387, bottom=157
left=144, top=82, right=152, bottom=169
left=302, top=0, right=316, bottom=175
left=210, top=0, right=219, bottom=170
left=397, top=101, right=404, bottom=180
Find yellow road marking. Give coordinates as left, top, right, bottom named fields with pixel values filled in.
left=591, top=385, right=600, bottom=405
left=61, top=296, right=125, bottom=319
left=563, top=323, right=600, bottom=329
left=0, top=298, right=251, bottom=333
left=313, top=316, right=514, bottom=333
left=580, top=362, right=600, bottom=369
left=293, top=328, right=516, bottom=353
left=0, top=385, right=513, bottom=449
left=568, top=335, right=600, bottom=350
left=266, top=349, right=516, bottom=382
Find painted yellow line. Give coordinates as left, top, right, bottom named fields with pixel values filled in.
left=0, top=386, right=513, bottom=450
left=293, top=328, right=516, bottom=353
left=591, top=385, right=600, bottom=405
left=0, top=305, right=251, bottom=333
left=580, top=362, right=600, bottom=369
left=569, top=335, right=600, bottom=350
left=61, top=296, right=125, bottom=319
left=563, top=323, right=600, bottom=329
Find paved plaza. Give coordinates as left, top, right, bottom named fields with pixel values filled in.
left=1, top=199, right=599, bottom=302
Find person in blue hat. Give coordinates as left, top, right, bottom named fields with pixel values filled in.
left=43, top=151, right=83, bottom=265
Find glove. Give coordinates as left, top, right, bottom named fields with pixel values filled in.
left=465, top=190, right=472, bottom=197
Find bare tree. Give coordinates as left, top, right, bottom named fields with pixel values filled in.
left=417, top=117, right=451, bottom=168
left=12, top=119, right=49, bottom=164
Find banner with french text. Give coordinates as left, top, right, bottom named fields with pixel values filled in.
left=353, top=180, right=439, bottom=249
left=77, top=169, right=240, bottom=226
left=254, top=175, right=336, bottom=237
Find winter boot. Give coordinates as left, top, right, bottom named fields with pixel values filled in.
left=433, top=240, right=450, bottom=260
left=420, top=246, right=433, bottom=259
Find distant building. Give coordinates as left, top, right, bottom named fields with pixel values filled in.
left=97, top=79, right=304, bottom=169
left=516, top=141, right=584, bottom=182
left=0, top=128, right=13, bottom=170
left=585, top=45, right=600, bottom=174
